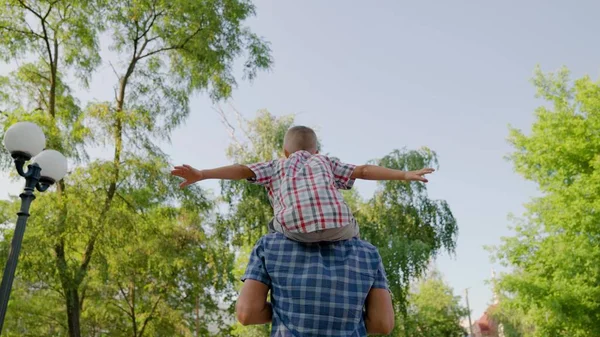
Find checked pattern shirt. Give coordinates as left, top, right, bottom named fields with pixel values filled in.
left=247, top=151, right=358, bottom=233
left=242, top=233, right=389, bottom=337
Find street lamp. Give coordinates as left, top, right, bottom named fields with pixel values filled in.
left=0, top=122, right=68, bottom=332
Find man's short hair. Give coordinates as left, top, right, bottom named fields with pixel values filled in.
left=284, top=126, right=318, bottom=153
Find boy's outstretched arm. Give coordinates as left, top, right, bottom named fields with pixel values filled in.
left=350, top=165, right=434, bottom=182
left=171, top=164, right=255, bottom=188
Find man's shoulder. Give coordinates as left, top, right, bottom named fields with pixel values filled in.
left=351, top=237, right=378, bottom=250
left=256, top=233, right=288, bottom=246
left=348, top=238, right=381, bottom=255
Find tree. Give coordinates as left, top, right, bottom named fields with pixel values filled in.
left=402, top=270, right=467, bottom=337
left=229, top=244, right=271, bottom=337
left=219, top=109, right=294, bottom=246
left=218, top=109, right=458, bottom=337
left=216, top=109, right=292, bottom=337
left=492, top=67, right=600, bottom=337
left=0, top=1, right=271, bottom=336
left=354, top=149, right=458, bottom=337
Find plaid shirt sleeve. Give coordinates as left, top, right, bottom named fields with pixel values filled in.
left=328, top=157, right=357, bottom=190
left=241, top=237, right=272, bottom=287
left=372, top=254, right=389, bottom=289
left=246, top=161, right=274, bottom=187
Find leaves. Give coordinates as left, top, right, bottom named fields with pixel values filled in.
left=219, top=110, right=293, bottom=245
left=494, top=67, right=600, bottom=337
left=219, top=110, right=458, bottom=337
left=105, top=0, right=272, bottom=101
left=0, top=2, right=463, bottom=335
left=353, top=148, right=458, bottom=336
left=1, top=1, right=271, bottom=336
left=401, top=270, right=468, bottom=337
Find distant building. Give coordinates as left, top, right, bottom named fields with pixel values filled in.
left=467, top=269, right=505, bottom=337
left=470, top=304, right=500, bottom=337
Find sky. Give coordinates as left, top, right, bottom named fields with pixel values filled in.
left=3, top=0, right=600, bottom=322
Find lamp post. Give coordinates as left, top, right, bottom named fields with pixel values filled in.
left=0, top=122, right=68, bottom=333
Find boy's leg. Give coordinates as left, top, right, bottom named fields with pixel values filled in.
left=282, top=221, right=360, bottom=243
left=313, top=221, right=359, bottom=241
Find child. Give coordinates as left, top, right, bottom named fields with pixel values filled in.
left=171, top=126, right=434, bottom=242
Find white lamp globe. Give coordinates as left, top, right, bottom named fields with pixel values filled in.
left=32, top=150, right=68, bottom=182
left=3, top=122, right=46, bottom=158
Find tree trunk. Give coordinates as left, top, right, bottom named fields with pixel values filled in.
left=49, top=38, right=58, bottom=118
left=195, top=296, right=200, bottom=337
left=131, top=281, right=137, bottom=337
left=65, top=287, right=82, bottom=337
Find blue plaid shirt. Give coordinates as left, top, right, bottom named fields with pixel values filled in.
left=242, top=233, right=389, bottom=337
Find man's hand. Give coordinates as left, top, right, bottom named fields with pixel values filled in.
left=405, top=168, right=435, bottom=182
left=171, top=164, right=204, bottom=188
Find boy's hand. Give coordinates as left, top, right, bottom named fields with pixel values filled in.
left=405, top=168, right=435, bottom=183
left=171, top=164, right=204, bottom=188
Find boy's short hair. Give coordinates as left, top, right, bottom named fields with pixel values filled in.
left=284, top=126, right=318, bottom=153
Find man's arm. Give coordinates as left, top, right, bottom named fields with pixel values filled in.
left=236, top=280, right=273, bottom=326
left=351, top=165, right=434, bottom=182
left=365, top=288, right=395, bottom=335
left=171, top=164, right=255, bottom=188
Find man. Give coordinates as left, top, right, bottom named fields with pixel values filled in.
left=236, top=232, right=395, bottom=336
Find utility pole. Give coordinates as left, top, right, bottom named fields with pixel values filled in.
left=465, top=288, right=474, bottom=336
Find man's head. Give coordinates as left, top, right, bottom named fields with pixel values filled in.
left=283, top=126, right=318, bottom=157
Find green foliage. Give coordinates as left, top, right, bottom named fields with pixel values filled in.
left=220, top=110, right=294, bottom=246
left=220, top=110, right=458, bottom=337
left=401, top=270, right=468, bottom=337
left=104, top=0, right=272, bottom=102
left=492, top=67, right=600, bottom=337
left=355, top=149, right=458, bottom=336
left=0, top=0, right=101, bottom=163
left=227, top=243, right=271, bottom=337
left=0, top=2, right=462, bottom=335
left=0, top=155, right=234, bottom=336
left=0, top=0, right=102, bottom=78
left=0, top=1, right=271, bottom=336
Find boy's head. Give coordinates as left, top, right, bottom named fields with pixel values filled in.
left=284, top=126, right=318, bottom=157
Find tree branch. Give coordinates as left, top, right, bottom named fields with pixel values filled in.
left=117, top=280, right=135, bottom=313
left=74, top=233, right=97, bottom=285
left=138, top=0, right=168, bottom=47
left=23, top=67, right=51, bottom=82
left=111, top=300, right=135, bottom=320
left=79, top=285, right=86, bottom=310
left=43, top=1, right=58, bottom=21
left=37, top=7, right=54, bottom=74
left=38, top=312, right=68, bottom=330
left=228, top=102, right=252, bottom=141
left=138, top=296, right=162, bottom=337
left=17, top=0, right=57, bottom=74
left=137, top=25, right=203, bottom=61
left=59, top=2, right=73, bottom=23
left=37, top=88, right=48, bottom=110
left=54, top=240, right=73, bottom=300
left=17, top=0, right=44, bottom=20
left=214, top=105, right=242, bottom=147
left=108, top=61, right=120, bottom=79
left=0, top=25, right=44, bottom=39
left=116, top=192, right=148, bottom=219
